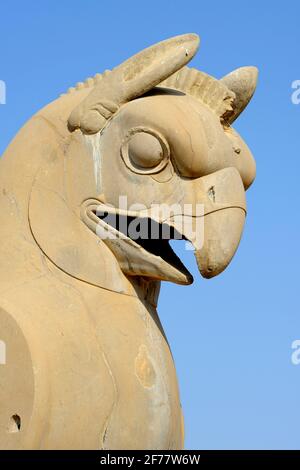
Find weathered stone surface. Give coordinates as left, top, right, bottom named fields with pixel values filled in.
left=0, top=33, right=257, bottom=449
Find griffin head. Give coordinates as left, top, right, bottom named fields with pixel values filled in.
left=68, top=33, right=257, bottom=285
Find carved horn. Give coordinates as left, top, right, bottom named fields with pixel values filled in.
left=68, top=33, right=200, bottom=134
left=220, top=66, right=258, bottom=124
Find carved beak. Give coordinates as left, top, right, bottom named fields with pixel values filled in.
left=81, top=200, right=194, bottom=285
left=81, top=168, right=246, bottom=283
left=165, top=167, right=247, bottom=279
left=194, top=207, right=245, bottom=278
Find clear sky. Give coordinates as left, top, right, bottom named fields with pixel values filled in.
left=1, top=0, right=299, bottom=450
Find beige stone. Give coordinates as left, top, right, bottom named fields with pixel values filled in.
left=0, top=33, right=257, bottom=449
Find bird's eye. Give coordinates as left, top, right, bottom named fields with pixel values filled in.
left=121, top=128, right=170, bottom=174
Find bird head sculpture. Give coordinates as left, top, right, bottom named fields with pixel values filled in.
left=65, top=33, right=257, bottom=286
left=0, top=33, right=258, bottom=451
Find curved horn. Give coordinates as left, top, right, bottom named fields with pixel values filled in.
left=220, top=66, right=258, bottom=124
left=68, top=33, right=200, bottom=134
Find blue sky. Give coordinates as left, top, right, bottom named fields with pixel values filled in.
left=1, top=0, right=299, bottom=450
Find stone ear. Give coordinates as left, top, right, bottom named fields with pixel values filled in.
left=68, top=33, right=200, bottom=134
left=220, top=66, right=258, bottom=124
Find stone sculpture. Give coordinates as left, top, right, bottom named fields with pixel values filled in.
left=0, top=34, right=257, bottom=449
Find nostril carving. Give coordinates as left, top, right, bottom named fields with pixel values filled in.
left=208, top=186, right=216, bottom=203
left=8, top=414, right=21, bottom=433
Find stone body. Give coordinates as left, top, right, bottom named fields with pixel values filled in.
left=0, top=34, right=257, bottom=449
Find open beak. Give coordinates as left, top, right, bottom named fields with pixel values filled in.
left=82, top=200, right=194, bottom=285
left=81, top=167, right=246, bottom=284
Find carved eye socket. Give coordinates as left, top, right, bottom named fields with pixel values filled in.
left=121, top=128, right=170, bottom=174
